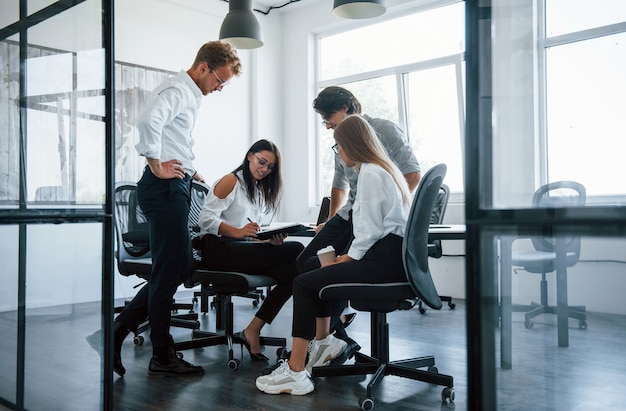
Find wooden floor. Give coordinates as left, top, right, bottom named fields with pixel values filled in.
left=2, top=291, right=626, bottom=411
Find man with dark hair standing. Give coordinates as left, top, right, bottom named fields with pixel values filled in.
left=111, top=41, right=242, bottom=376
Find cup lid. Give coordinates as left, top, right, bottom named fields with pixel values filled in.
left=317, top=245, right=335, bottom=255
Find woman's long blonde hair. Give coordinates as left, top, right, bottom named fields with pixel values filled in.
left=334, top=115, right=411, bottom=205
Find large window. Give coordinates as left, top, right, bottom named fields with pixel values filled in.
left=542, top=0, right=626, bottom=198
left=316, top=1, right=465, bottom=199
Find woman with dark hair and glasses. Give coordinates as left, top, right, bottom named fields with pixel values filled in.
left=197, top=139, right=304, bottom=361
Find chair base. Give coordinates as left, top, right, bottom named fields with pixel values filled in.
left=312, top=351, right=454, bottom=389
left=173, top=295, right=286, bottom=370
left=513, top=302, right=587, bottom=329
left=311, top=312, right=454, bottom=406
left=193, top=283, right=266, bottom=316
left=114, top=299, right=200, bottom=346
left=417, top=295, right=456, bottom=314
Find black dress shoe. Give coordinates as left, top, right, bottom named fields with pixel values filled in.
left=236, top=330, right=270, bottom=362
left=113, top=321, right=130, bottom=377
left=86, top=327, right=126, bottom=377
left=114, top=352, right=126, bottom=377
left=148, top=356, right=204, bottom=376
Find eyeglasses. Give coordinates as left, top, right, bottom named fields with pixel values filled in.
left=254, top=154, right=275, bottom=171
left=331, top=144, right=339, bottom=154
left=210, top=68, right=228, bottom=87
left=321, top=112, right=335, bottom=128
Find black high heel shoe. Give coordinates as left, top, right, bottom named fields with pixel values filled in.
left=342, top=312, right=357, bottom=329
left=236, top=330, right=270, bottom=362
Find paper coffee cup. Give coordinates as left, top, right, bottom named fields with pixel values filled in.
left=317, top=245, right=336, bottom=265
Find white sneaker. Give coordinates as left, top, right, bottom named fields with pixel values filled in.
left=256, top=360, right=314, bottom=395
left=305, top=334, right=348, bottom=374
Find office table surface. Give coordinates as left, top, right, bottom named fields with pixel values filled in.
left=428, top=224, right=466, bottom=240
left=288, top=223, right=467, bottom=240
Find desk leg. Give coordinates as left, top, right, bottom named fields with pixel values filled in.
left=500, top=237, right=512, bottom=369
left=556, top=237, right=569, bottom=347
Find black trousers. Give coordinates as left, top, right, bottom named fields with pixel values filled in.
left=116, top=167, right=192, bottom=349
left=200, top=234, right=304, bottom=324
left=295, top=213, right=353, bottom=274
left=295, top=213, right=354, bottom=332
left=291, top=234, right=405, bottom=341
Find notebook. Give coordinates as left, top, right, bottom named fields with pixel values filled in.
left=255, top=222, right=311, bottom=240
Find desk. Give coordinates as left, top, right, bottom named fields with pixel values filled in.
left=291, top=223, right=467, bottom=241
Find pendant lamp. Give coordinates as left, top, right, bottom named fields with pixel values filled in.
left=333, top=0, right=386, bottom=19
left=219, top=0, right=264, bottom=49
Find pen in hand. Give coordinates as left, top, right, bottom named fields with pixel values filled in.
left=247, top=217, right=260, bottom=234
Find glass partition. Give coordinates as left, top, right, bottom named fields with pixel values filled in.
left=488, top=229, right=626, bottom=409
left=23, top=223, right=103, bottom=410
left=26, top=2, right=106, bottom=206
left=0, top=0, right=112, bottom=409
left=0, top=225, right=19, bottom=405
left=466, top=0, right=626, bottom=408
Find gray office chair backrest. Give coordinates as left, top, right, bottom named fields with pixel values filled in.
left=428, top=184, right=450, bottom=258
left=115, top=182, right=150, bottom=257
left=430, top=184, right=450, bottom=225
left=189, top=180, right=211, bottom=263
left=402, top=163, right=447, bottom=310
left=530, top=181, right=586, bottom=256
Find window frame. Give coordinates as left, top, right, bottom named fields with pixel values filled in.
left=314, top=1, right=467, bottom=204
left=537, top=0, right=626, bottom=203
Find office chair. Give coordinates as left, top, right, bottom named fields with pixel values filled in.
left=317, top=196, right=331, bottom=225
left=187, top=181, right=266, bottom=314
left=175, top=180, right=286, bottom=370
left=417, top=183, right=456, bottom=314
left=511, top=181, right=587, bottom=330
left=113, top=182, right=200, bottom=345
left=312, top=164, right=454, bottom=410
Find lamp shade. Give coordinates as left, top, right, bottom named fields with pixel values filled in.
left=219, top=0, right=263, bottom=49
left=333, top=0, right=386, bottom=19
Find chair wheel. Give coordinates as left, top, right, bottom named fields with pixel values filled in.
left=358, top=397, right=374, bottom=411
left=524, top=319, right=534, bottom=329
left=252, top=299, right=259, bottom=307
left=133, top=335, right=144, bottom=346
left=441, top=387, right=455, bottom=403
left=579, top=320, right=587, bottom=329
left=227, top=358, right=240, bottom=370
left=448, top=302, right=456, bottom=309
left=419, top=307, right=426, bottom=314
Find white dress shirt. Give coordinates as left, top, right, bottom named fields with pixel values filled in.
left=347, top=163, right=409, bottom=260
left=135, top=70, right=203, bottom=176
